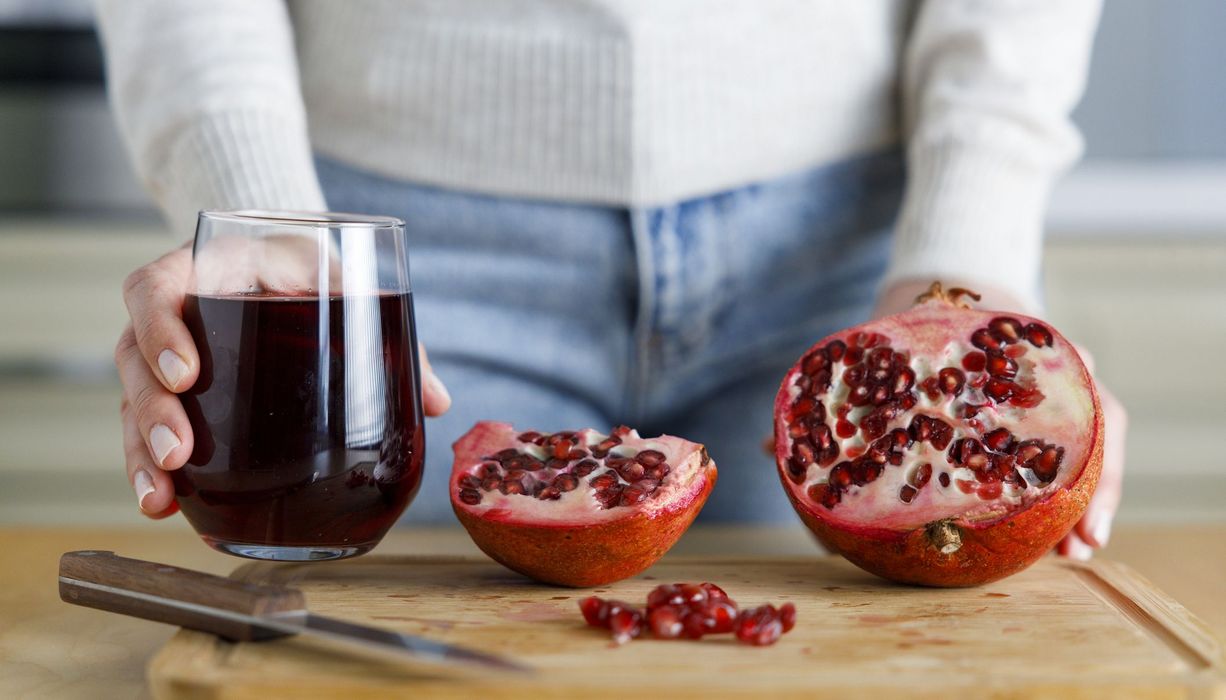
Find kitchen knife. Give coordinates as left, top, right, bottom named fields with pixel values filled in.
left=58, top=550, right=530, bottom=676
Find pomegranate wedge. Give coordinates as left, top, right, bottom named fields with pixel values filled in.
left=451, top=422, right=717, bottom=587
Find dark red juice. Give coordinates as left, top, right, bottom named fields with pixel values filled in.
left=176, top=292, right=424, bottom=555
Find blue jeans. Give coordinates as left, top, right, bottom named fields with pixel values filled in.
left=315, top=151, right=904, bottom=523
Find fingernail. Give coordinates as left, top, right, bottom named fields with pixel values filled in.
left=150, top=424, right=181, bottom=467
left=1091, top=514, right=1113, bottom=549
left=1067, top=537, right=1094, bottom=562
left=426, top=371, right=451, bottom=405
left=158, top=349, right=189, bottom=390
left=133, top=469, right=156, bottom=512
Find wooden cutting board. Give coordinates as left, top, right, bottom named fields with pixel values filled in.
left=148, top=555, right=1225, bottom=699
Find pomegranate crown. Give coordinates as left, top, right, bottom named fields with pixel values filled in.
left=914, top=281, right=982, bottom=309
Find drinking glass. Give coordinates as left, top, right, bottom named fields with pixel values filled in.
left=175, top=210, right=425, bottom=560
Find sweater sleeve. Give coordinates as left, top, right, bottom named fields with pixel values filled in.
left=883, top=0, right=1102, bottom=312
left=95, top=0, right=326, bottom=238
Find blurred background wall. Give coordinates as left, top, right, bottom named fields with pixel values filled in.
left=0, top=1, right=1223, bottom=525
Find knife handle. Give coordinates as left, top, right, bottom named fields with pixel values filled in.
left=59, top=550, right=306, bottom=641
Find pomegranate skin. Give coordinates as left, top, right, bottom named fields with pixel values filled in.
left=773, top=286, right=1103, bottom=587
left=451, top=423, right=717, bottom=588
left=785, top=424, right=1101, bottom=587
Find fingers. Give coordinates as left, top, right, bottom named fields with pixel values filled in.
left=122, top=398, right=179, bottom=518
left=1075, top=384, right=1127, bottom=548
left=121, top=247, right=199, bottom=392
left=1058, top=532, right=1094, bottom=561
left=115, top=324, right=194, bottom=471
left=418, top=342, right=452, bottom=417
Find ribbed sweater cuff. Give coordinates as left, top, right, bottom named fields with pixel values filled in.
left=883, top=143, right=1051, bottom=314
left=146, top=110, right=327, bottom=238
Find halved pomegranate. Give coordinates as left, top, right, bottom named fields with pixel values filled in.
left=773, top=283, right=1103, bottom=587
left=451, top=422, right=717, bottom=587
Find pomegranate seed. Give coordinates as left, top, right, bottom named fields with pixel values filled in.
left=899, top=484, right=918, bottom=503
left=596, top=485, right=624, bottom=509
left=648, top=606, right=685, bottom=639
left=939, top=472, right=951, bottom=488
left=802, top=350, right=829, bottom=375
left=589, top=472, right=618, bottom=490
left=572, top=459, right=600, bottom=477
left=844, top=346, right=864, bottom=365
left=554, top=473, right=580, bottom=492
left=779, top=603, right=797, bottom=633
left=977, top=481, right=1003, bottom=499
left=810, top=423, right=833, bottom=448
left=965, top=453, right=988, bottom=470
left=984, top=378, right=1016, bottom=402
left=809, top=483, right=839, bottom=509
left=836, top=419, right=857, bottom=438
left=619, top=485, right=649, bottom=506
left=736, top=606, right=784, bottom=646
left=962, top=351, right=987, bottom=372
left=647, top=585, right=684, bottom=611
left=829, top=463, right=852, bottom=488
left=983, top=428, right=1014, bottom=453
left=494, top=448, right=520, bottom=461
left=458, top=488, right=482, bottom=505
left=870, top=385, right=890, bottom=405
left=984, top=352, right=1018, bottom=380
left=848, top=331, right=865, bottom=348
left=706, top=600, right=739, bottom=633
left=827, top=339, right=846, bottom=362
left=579, top=596, right=608, bottom=627
left=843, top=365, right=866, bottom=387
left=868, top=347, right=893, bottom=370
left=701, top=583, right=730, bottom=602
left=913, top=463, right=933, bottom=488
left=785, top=458, right=807, bottom=484
left=893, top=366, right=916, bottom=395
left=1004, top=343, right=1028, bottom=359
left=1024, top=323, right=1054, bottom=347
left=678, top=584, right=708, bottom=607
left=682, top=611, right=713, bottom=639
left=929, top=420, right=954, bottom=450
left=792, top=439, right=816, bottom=466
left=619, top=461, right=647, bottom=482
left=938, top=367, right=965, bottom=396
left=500, top=477, right=529, bottom=495
left=989, top=317, right=1024, bottom=343
left=971, top=328, right=1003, bottom=351
left=1009, top=386, right=1045, bottom=408
left=536, top=486, right=561, bottom=500
left=612, top=425, right=633, bottom=438
left=609, top=608, right=644, bottom=645
left=956, top=479, right=977, bottom=494
left=1014, top=440, right=1043, bottom=465
left=459, top=474, right=482, bottom=490
left=969, top=373, right=989, bottom=389
left=516, top=431, right=540, bottom=443
left=605, top=456, right=630, bottom=470
left=1033, top=446, right=1064, bottom=481
left=481, top=476, right=502, bottom=491
left=848, top=385, right=871, bottom=406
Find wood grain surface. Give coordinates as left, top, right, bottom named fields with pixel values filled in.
left=148, top=555, right=1225, bottom=699
left=2, top=525, right=1224, bottom=699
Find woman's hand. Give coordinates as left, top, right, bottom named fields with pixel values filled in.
left=874, top=279, right=1127, bottom=560
left=115, top=245, right=452, bottom=518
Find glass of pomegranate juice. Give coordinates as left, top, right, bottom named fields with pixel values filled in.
left=176, top=210, right=425, bottom=560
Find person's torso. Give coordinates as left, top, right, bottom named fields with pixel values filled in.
left=290, top=0, right=911, bottom=205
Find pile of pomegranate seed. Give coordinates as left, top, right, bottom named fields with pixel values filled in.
left=579, top=583, right=796, bottom=646
left=457, top=426, right=674, bottom=508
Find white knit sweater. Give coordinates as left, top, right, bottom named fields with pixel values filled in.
left=95, top=0, right=1100, bottom=308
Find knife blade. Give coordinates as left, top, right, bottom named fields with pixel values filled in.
left=58, top=550, right=530, bottom=676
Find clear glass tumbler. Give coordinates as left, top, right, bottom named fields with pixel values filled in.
left=175, top=211, right=425, bottom=561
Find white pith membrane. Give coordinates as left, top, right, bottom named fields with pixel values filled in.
left=451, top=421, right=708, bottom=525
left=779, top=305, right=1096, bottom=531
